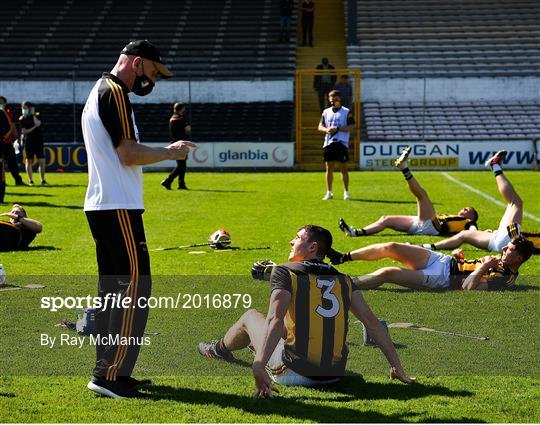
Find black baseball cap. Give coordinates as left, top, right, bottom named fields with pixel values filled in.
left=121, top=40, right=172, bottom=78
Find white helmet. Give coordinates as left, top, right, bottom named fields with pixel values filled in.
left=208, top=229, right=231, bottom=249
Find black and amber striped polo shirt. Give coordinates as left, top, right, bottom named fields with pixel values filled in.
left=270, top=259, right=360, bottom=379
left=432, top=214, right=476, bottom=235
left=449, top=256, right=518, bottom=290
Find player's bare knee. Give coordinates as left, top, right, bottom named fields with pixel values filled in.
left=378, top=215, right=388, bottom=225
left=378, top=266, right=401, bottom=279
left=383, top=241, right=399, bottom=252
left=511, top=197, right=523, bottom=210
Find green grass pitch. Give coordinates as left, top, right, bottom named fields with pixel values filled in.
left=0, top=170, right=539, bottom=423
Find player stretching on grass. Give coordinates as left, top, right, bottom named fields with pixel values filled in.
left=421, top=150, right=527, bottom=253
left=327, top=233, right=533, bottom=291
left=338, top=146, right=478, bottom=237
left=198, top=225, right=415, bottom=398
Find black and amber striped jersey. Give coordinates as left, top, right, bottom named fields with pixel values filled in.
left=432, top=214, right=476, bottom=235
left=270, top=259, right=360, bottom=379
left=82, top=72, right=142, bottom=211
left=521, top=231, right=540, bottom=253
left=449, top=256, right=518, bottom=290
left=0, top=221, right=37, bottom=251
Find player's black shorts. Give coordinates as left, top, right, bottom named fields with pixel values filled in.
left=24, top=140, right=44, bottom=159
left=323, top=142, right=349, bottom=163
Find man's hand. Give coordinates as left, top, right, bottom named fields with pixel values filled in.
left=390, top=366, right=416, bottom=384
left=480, top=255, right=499, bottom=269
left=326, top=127, right=338, bottom=135
left=251, top=260, right=276, bottom=281
left=0, top=212, right=19, bottom=221
left=252, top=362, right=278, bottom=399
left=451, top=249, right=464, bottom=261
left=166, top=140, right=197, bottom=160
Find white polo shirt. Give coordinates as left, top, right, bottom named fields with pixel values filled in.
left=82, top=73, right=143, bottom=211
left=321, top=106, right=353, bottom=148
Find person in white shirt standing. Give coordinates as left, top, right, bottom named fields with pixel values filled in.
left=318, top=90, right=354, bottom=201
left=81, top=40, right=195, bottom=399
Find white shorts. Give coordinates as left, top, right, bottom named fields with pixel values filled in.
left=420, top=251, right=452, bottom=289
left=408, top=218, right=439, bottom=236
left=488, top=223, right=520, bottom=253
left=266, top=339, right=340, bottom=387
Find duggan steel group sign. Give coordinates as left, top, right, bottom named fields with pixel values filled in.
left=360, top=141, right=537, bottom=170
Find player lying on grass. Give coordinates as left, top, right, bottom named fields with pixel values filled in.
left=338, top=146, right=478, bottom=237
left=0, top=203, right=42, bottom=251
left=421, top=150, right=532, bottom=254
left=327, top=235, right=533, bottom=291
left=198, top=225, right=415, bottom=398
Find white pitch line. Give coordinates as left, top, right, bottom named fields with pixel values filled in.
left=442, top=172, right=540, bottom=223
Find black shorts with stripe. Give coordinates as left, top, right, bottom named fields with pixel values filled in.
left=85, top=209, right=151, bottom=380
left=323, top=142, right=349, bottom=163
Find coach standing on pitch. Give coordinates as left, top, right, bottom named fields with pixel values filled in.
left=82, top=40, right=195, bottom=399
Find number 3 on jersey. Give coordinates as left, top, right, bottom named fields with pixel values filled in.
left=315, top=278, right=340, bottom=318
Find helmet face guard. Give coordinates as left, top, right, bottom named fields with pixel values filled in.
left=208, top=229, right=232, bottom=249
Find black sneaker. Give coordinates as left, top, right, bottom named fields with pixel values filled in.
left=338, top=218, right=358, bottom=237
left=161, top=179, right=172, bottom=190
left=327, top=248, right=347, bottom=265
left=177, top=183, right=188, bottom=190
left=118, top=376, right=152, bottom=389
left=87, top=376, right=143, bottom=398
left=198, top=340, right=235, bottom=362
left=41, top=180, right=49, bottom=186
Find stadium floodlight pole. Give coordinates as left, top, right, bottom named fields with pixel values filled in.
left=387, top=322, right=490, bottom=341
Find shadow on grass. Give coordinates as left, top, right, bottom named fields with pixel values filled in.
left=7, top=192, right=54, bottom=197
left=12, top=201, right=81, bottom=210
left=25, top=246, right=61, bottom=251
left=143, top=382, right=481, bottom=422
left=188, top=188, right=256, bottom=194
left=38, top=183, right=87, bottom=188
left=0, top=392, right=15, bottom=398
left=331, top=377, right=473, bottom=401
left=348, top=198, right=438, bottom=205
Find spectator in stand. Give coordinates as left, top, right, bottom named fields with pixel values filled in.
left=161, top=102, right=192, bottom=190
left=333, top=75, right=353, bottom=110
left=19, top=101, right=47, bottom=186
left=314, top=58, right=336, bottom=112
left=278, top=0, right=293, bottom=42
left=0, top=97, right=24, bottom=186
left=300, top=0, right=315, bottom=47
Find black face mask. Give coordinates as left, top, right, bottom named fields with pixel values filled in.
left=132, top=62, right=155, bottom=96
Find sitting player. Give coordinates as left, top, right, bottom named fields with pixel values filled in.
left=0, top=203, right=42, bottom=251
left=422, top=150, right=531, bottom=254
left=338, top=146, right=478, bottom=237
left=198, top=225, right=415, bottom=398
left=327, top=236, right=533, bottom=291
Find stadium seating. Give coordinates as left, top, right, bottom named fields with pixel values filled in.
left=7, top=102, right=294, bottom=144
left=0, top=0, right=296, bottom=79
left=362, top=101, right=540, bottom=141
left=346, top=0, right=540, bottom=77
